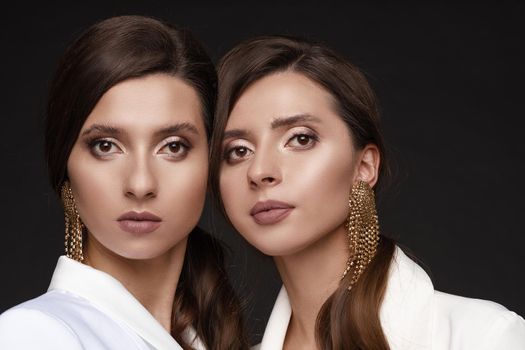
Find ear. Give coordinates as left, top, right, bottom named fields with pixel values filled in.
left=353, top=144, right=380, bottom=188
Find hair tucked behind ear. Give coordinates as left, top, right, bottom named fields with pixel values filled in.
left=44, top=16, right=248, bottom=349
left=210, top=35, right=396, bottom=349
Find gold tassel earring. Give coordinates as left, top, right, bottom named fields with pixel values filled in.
left=61, top=181, right=84, bottom=262
left=341, top=180, right=380, bottom=290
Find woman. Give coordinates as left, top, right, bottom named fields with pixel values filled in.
left=210, top=36, right=525, bottom=349
left=0, top=16, right=247, bottom=350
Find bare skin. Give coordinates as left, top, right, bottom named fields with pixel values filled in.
left=84, top=235, right=187, bottom=331
left=277, top=224, right=347, bottom=349
left=220, top=71, right=380, bottom=349
left=67, top=74, right=209, bottom=331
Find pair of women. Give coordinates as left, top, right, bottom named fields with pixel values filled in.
left=0, top=15, right=524, bottom=350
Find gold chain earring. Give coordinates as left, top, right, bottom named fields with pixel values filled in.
left=341, top=180, right=380, bottom=290
left=61, top=182, right=84, bottom=262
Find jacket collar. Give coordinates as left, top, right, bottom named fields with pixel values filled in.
left=258, top=246, right=434, bottom=350
left=48, top=256, right=205, bottom=350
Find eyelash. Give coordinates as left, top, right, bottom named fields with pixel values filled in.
left=158, top=139, right=191, bottom=159
left=85, top=137, right=191, bottom=160
left=286, top=131, right=319, bottom=148
left=87, top=138, right=121, bottom=158
left=223, top=131, right=319, bottom=164
left=223, top=144, right=253, bottom=163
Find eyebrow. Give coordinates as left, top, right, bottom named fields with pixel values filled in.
left=81, top=122, right=200, bottom=138
left=222, top=129, right=252, bottom=141
left=153, top=122, right=200, bottom=138
left=81, top=124, right=121, bottom=137
left=222, top=114, right=321, bottom=142
left=270, top=114, right=321, bottom=129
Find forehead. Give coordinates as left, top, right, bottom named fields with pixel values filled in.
left=83, top=74, right=205, bottom=132
left=227, top=71, right=338, bottom=128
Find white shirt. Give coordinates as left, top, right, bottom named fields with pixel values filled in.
left=256, top=247, right=525, bottom=349
left=0, top=256, right=205, bottom=350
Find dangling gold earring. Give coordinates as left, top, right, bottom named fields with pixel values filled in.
left=61, top=181, right=84, bottom=262
left=341, top=180, right=380, bottom=290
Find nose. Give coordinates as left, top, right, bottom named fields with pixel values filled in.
left=247, top=148, right=282, bottom=189
left=124, top=155, right=158, bottom=200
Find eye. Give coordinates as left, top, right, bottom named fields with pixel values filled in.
left=158, top=139, right=190, bottom=159
left=90, top=139, right=122, bottom=157
left=224, top=145, right=253, bottom=163
left=286, top=133, right=318, bottom=149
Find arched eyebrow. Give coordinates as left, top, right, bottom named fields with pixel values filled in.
left=222, top=114, right=320, bottom=141
left=81, top=122, right=200, bottom=138
left=153, top=122, right=200, bottom=138
left=81, top=124, right=121, bottom=137
left=270, top=113, right=321, bottom=129
left=222, top=129, right=252, bottom=141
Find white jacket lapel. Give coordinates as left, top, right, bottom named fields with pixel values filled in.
left=49, top=256, right=207, bottom=350
left=257, top=247, right=434, bottom=350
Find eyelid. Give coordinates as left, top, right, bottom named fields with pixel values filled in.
left=86, top=137, right=124, bottom=158
left=223, top=137, right=251, bottom=149
left=285, top=126, right=318, bottom=141
left=223, top=138, right=253, bottom=152
left=222, top=139, right=254, bottom=161
left=285, top=126, right=317, bottom=136
left=283, top=127, right=319, bottom=150
left=156, top=136, right=193, bottom=161
left=90, top=136, right=121, bottom=146
left=86, top=135, right=123, bottom=147
left=225, top=138, right=252, bottom=147
left=156, top=136, right=189, bottom=152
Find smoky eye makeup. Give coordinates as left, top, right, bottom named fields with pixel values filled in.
left=84, top=136, right=123, bottom=159
left=222, top=139, right=254, bottom=164
left=82, top=133, right=194, bottom=161
left=157, top=136, right=192, bottom=160
left=284, top=127, right=320, bottom=150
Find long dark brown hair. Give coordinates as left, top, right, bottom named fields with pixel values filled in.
left=44, top=16, right=248, bottom=350
left=209, top=36, right=396, bottom=349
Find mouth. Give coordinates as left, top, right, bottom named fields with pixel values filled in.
left=250, top=200, right=294, bottom=225
left=117, top=211, right=162, bottom=234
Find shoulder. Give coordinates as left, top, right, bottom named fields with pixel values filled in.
left=1, top=289, right=94, bottom=322
left=432, top=291, right=525, bottom=349
left=0, top=294, right=83, bottom=350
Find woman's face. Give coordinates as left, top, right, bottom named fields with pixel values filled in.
left=220, top=71, right=367, bottom=256
left=67, top=73, right=208, bottom=260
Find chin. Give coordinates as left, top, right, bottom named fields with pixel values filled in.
left=111, top=240, right=184, bottom=261
left=110, top=247, right=165, bottom=261
left=247, top=234, right=312, bottom=257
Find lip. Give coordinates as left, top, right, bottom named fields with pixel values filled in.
left=250, top=200, right=294, bottom=225
left=117, top=211, right=162, bottom=234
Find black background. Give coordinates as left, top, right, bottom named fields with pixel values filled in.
left=1, top=1, right=524, bottom=344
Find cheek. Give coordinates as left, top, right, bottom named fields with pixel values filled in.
left=67, top=148, right=121, bottom=229
left=163, top=159, right=208, bottom=225
left=219, top=164, right=260, bottom=245
left=219, top=166, right=245, bottom=219
left=291, top=148, right=353, bottom=215
left=277, top=146, right=355, bottom=250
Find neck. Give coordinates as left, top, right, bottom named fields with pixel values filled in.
left=275, top=224, right=348, bottom=349
left=84, top=236, right=187, bottom=332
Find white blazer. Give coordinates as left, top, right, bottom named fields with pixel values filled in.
left=256, top=247, right=525, bottom=349
left=0, top=256, right=205, bottom=350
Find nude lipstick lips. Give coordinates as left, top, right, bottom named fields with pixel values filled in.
left=250, top=200, right=294, bottom=225
left=117, top=211, right=161, bottom=234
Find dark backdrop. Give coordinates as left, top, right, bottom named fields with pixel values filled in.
left=1, top=0, right=523, bottom=344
